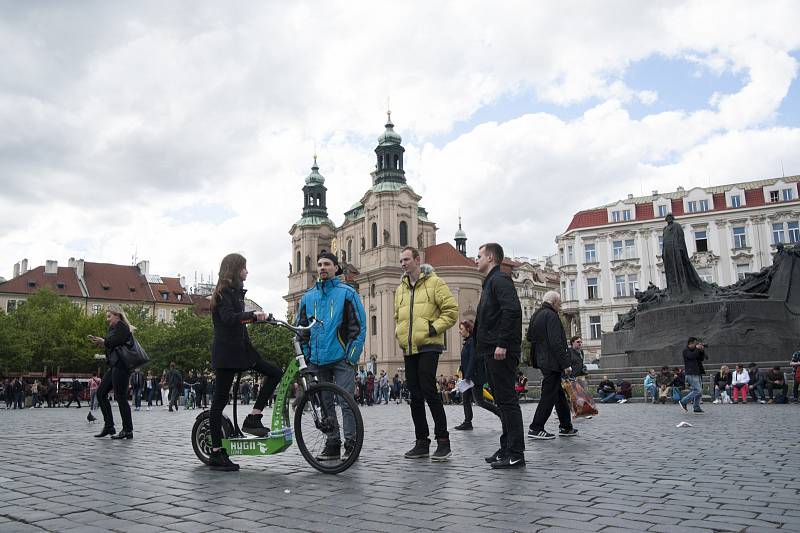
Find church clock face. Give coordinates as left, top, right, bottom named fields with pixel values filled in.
left=330, top=238, right=338, bottom=254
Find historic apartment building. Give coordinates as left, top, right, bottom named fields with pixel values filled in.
left=0, top=258, right=194, bottom=321
left=556, top=175, right=800, bottom=360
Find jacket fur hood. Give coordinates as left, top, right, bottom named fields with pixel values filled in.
left=400, top=263, right=435, bottom=282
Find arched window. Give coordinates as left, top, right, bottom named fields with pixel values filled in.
left=342, top=251, right=347, bottom=262
left=296, top=251, right=301, bottom=272
left=370, top=284, right=376, bottom=298
left=394, top=154, right=399, bottom=169
left=399, top=221, right=408, bottom=246
left=371, top=223, right=378, bottom=248
left=371, top=315, right=377, bottom=336
left=347, top=239, right=352, bottom=260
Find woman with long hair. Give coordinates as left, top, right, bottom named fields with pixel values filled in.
left=454, top=319, right=501, bottom=432
left=206, top=253, right=283, bottom=471
left=89, top=305, right=136, bottom=439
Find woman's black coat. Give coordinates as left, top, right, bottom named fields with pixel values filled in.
left=104, top=320, right=132, bottom=367
left=211, top=284, right=259, bottom=370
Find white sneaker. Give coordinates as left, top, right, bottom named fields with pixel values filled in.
left=758, top=400, right=766, bottom=404
left=619, top=399, right=627, bottom=404
left=712, top=400, right=720, bottom=404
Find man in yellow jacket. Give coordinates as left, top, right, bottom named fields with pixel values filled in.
left=395, top=246, right=459, bottom=461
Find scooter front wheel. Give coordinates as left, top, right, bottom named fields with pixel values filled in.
left=293, top=382, right=363, bottom=474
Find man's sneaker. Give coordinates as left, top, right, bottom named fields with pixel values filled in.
left=242, top=414, right=269, bottom=437
left=454, top=421, right=473, bottom=430
left=404, top=439, right=430, bottom=459
left=485, top=448, right=505, bottom=464
left=342, top=440, right=356, bottom=462
left=208, top=449, right=239, bottom=472
left=758, top=399, right=767, bottom=404
left=767, top=399, right=775, bottom=404
left=712, top=399, right=721, bottom=404
left=527, top=429, right=555, bottom=440
left=431, top=439, right=451, bottom=462
left=693, top=408, right=704, bottom=413
left=617, top=398, right=628, bottom=404
left=558, top=427, right=578, bottom=437
left=315, top=442, right=341, bottom=461
left=678, top=401, right=688, bottom=412
left=490, top=455, right=525, bottom=469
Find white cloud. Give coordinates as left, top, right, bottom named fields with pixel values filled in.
left=0, top=0, right=799, bottom=313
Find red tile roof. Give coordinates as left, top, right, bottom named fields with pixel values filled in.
left=150, top=277, right=193, bottom=305
left=82, top=262, right=152, bottom=301
left=424, top=243, right=476, bottom=268
left=0, top=266, right=83, bottom=297
left=563, top=176, right=800, bottom=233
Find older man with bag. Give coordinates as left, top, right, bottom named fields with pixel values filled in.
left=527, top=291, right=577, bottom=440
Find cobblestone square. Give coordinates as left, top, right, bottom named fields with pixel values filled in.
left=1, top=401, right=798, bottom=532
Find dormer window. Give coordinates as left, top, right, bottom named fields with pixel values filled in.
left=27, top=281, right=36, bottom=288
left=770, top=190, right=780, bottom=203
left=101, top=281, right=110, bottom=290
left=176, top=294, right=182, bottom=302
left=730, top=195, right=741, bottom=208
left=161, top=292, right=169, bottom=301
left=783, top=188, right=794, bottom=201
left=57, top=282, right=65, bottom=289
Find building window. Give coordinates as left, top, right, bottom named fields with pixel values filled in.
left=92, top=304, right=102, bottom=315
left=697, top=267, right=713, bottom=283
left=347, top=240, right=352, bottom=261
left=587, top=277, right=599, bottom=300
left=568, top=279, right=576, bottom=301
left=161, top=292, right=169, bottom=301
left=658, top=236, right=664, bottom=255
left=584, top=243, right=596, bottom=263
left=733, top=227, right=747, bottom=248
left=735, top=264, right=749, bottom=281
left=589, top=316, right=601, bottom=340
left=7, top=300, right=18, bottom=313
left=371, top=223, right=378, bottom=248
left=772, top=223, right=785, bottom=244
left=296, top=251, right=301, bottom=272
left=657, top=204, right=668, bottom=218
left=783, top=188, right=794, bottom=201
left=615, top=275, right=626, bottom=297
left=611, top=211, right=621, bottom=223
left=612, top=240, right=622, bottom=259
left=566, top=245, right=574, bottom=263
left=625, top=239, right=635, bottom=258
left=622, top=209, right=631, bottom=221
left=699, top=199, right=710, bottom=211
left=399, top=221, right=408, bottom=247
left=687, top=200, right=697, bottom=213
left=788, top=221, right=799, bottom=243
left=176, top=294, right=182, bottom=302
left=371, top=315, right=377, bottom=336
left=770, top=190, right=780, bottom=203
left=559, top=248, right=565, bottom=265
left=560, top=281, right=567, bottom=301
left=730, top=195, right=741, bottom=208
left=695, top=230, right=708, bottom=252
left=158, top=309, right=166, bottom=322
left=627, top=274, right=639, bottom=296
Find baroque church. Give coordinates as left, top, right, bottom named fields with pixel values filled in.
left=284, top=114, right=484, bottom=377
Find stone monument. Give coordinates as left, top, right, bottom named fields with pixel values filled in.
left=601, top=215, right=800, bottom=368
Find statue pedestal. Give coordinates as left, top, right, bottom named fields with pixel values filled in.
left=601, top=299, right=799, bottom=369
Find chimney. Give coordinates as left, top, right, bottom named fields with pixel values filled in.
left=137, top=260, right=149, bottom=276
left=13, top=262, right=20, bottom=278
left=180, top=275, right=186, bottom=288
left=45, top=260, right=58, bottom=274
left=627, top=194, right=634, bottom=199
left=68, top=257, right=76, bottom=268
left=677, top=186, right=685, bottom=192
left=652, top=190, right=658, bottom=196
left=75, top=259, right=85, bottom=280
left=21, top=258, right=28, bottom=273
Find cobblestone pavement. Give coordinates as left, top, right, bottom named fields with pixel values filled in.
left=1, top=400, right=799, bottom=533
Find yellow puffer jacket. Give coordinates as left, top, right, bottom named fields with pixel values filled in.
left=394, top=264, right=459, bottom=355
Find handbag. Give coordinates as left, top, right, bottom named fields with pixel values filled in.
left=561, top=378, right=598, bottom=417
left=113, top=336, right=150, bottom=370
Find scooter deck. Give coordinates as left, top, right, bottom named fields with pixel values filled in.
left=223, top=427, right=293, bottom=456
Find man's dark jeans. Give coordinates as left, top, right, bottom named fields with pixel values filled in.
left=530, top=370, right=572, bottom=433
left=486, top=353, right=525, bottom=458
left=404, top=352, right=448, bottom=441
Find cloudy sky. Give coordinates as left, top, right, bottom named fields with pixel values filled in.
left=1, top=1, right=799, bottom=314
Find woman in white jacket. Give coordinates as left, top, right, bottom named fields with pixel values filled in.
left=731, top=363, right=750, bottom=403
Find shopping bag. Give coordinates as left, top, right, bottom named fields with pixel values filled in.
left=561, top=378, right=598, bottom=417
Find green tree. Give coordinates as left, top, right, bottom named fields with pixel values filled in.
left=248, top=322, right=295, bottom=370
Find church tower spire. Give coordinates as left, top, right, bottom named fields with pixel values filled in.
left=454, top=216, right=467, bottom=256
left=371, top=110, right=406, bottom=187
left=301, top=154, right=328, bottom=219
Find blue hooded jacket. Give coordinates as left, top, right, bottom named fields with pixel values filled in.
left=297, top=277, right=366, bottom=366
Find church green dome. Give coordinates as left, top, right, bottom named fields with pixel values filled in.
left=454, top=227, right=467, bottom=240
left=305, top=161, right=325, bottom=185
left=378, top=120, right=402, bottom=146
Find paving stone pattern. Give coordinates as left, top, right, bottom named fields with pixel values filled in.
left=1, top=401, right=799, bottom=532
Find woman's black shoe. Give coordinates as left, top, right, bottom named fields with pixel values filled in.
left=94, top=427, right=116, bottom=438
left=110, top=430, right=133, bottom=440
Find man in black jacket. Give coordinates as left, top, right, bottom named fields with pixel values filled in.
left=474, top=243, right=525, bottom=469
left=679, top=337, right=705, bottom=413
left=527, top=291, right=576, bottom=439
left=167, top=362, right=183, bottom=412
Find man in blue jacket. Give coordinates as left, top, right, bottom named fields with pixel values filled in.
left=297, top=252, right=366, bottom=462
